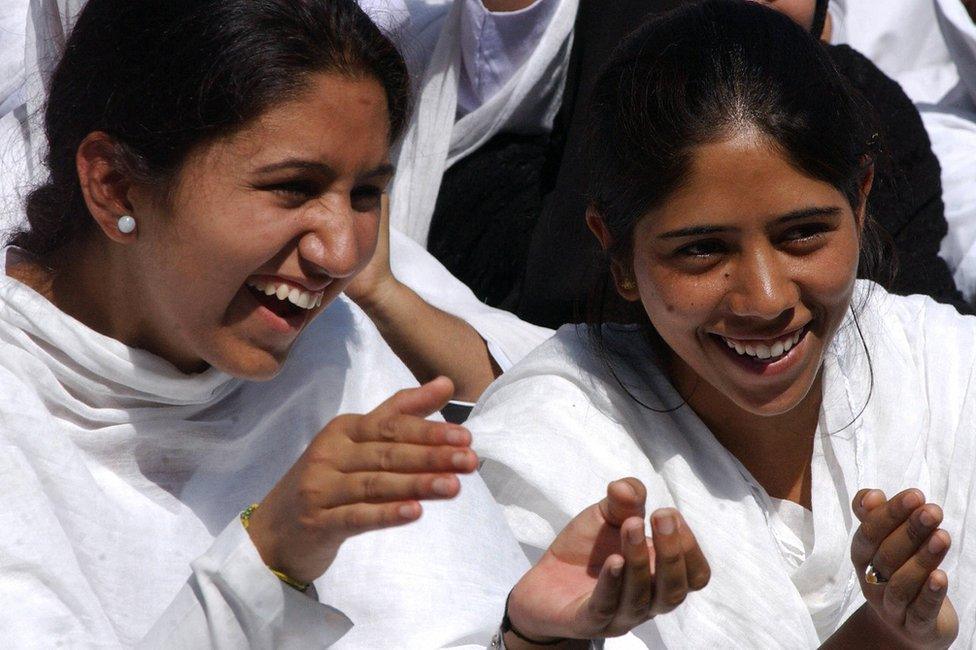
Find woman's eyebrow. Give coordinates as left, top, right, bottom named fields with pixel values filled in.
left=252, top=159, right=395, bottom=178
left=658, top=206, right=843, bottom=239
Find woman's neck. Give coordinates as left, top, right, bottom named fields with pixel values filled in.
left=7, top=238, right=206, bottom=373
left=670, top=356, right=822, bottom=509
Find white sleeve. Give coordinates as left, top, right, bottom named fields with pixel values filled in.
left=456, top=0, right=560, bottom=126
left=389, top=228, right=553, bottom=369
left=934, top=0, right=976, bottom=108
left=140, top=519, right=351, bottom=649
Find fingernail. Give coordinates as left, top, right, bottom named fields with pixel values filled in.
left=628, top=522, right=645, bottom=546
left=928, top=574, right=942, bottom=592
left=451, top=451, right=470, bottom=469
left=432, top=477, right=454, bottom=496
left=919, top=508, right=937, bottom=528
left=903, top=491, right=923, bottom=511
left=860, top=490, right=878, bottom=509
left=445, top=428, right=467, bottom=445
left=928, top=532, right=947, bottom=555
left=654, top=513, right=676, bottom=535
left=609, top=559, right=623, bottom=578
left=398, top=504, right=417, bottom=519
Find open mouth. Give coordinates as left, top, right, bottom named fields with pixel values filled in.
left=710, top=325, right=810, bottom=374
left=244, top=278, right=324, bottom=332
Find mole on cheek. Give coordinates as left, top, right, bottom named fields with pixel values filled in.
left=666, top=304, right=676, bottom=313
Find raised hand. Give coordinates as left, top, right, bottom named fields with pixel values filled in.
left=344, top=192, right=397, bottom=310
left=850, top=488, right=958, bottom=649
left=245, top=376, right=477, bottom=583
left=504, top=478, right=710, bottom=646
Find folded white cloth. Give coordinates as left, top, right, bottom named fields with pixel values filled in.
left=469, top=282, right=976, bottom=647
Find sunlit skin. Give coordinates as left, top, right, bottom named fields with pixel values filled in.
left=18, top=73, right=393, bottom=379
left=589, top=129, right=870, bottom=504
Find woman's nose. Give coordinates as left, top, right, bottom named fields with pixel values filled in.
left=296, top=196, right=365, bottom=279
left=726, top=248, right=798, bottom=320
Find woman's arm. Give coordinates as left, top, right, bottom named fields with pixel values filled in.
left=346, top=196, right=501, bottom=402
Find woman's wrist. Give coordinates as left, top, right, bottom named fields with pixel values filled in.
left=503, top=585, right=585, bottom=648
left=348, top=274, right=405, bottom=318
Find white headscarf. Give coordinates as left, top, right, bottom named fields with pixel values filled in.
left=387, top=0, right=578, bottom=244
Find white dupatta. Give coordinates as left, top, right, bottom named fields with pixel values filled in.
left=388, top=0, right=578, bottom=244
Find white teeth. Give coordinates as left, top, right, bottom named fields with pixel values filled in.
left=246, top=279, right=324, bottom=311
left=720, top=328, right=805, bottom=362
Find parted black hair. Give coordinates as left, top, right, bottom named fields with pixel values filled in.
left=584, top=0, right=884, bottom=415
left=12, top=0, right=410, bottom=256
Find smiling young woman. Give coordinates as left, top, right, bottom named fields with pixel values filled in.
left=470, top=1, right=976, bottom=647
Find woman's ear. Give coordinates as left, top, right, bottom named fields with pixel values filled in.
left=585, top=206, right=640, bottom=302
left=854, top=163, right=875, bottom=237
left=76, top=131, right=137, bottom=243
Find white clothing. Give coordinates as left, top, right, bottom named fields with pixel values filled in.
left=469, top=282, right=976, bottom=647
left=829, top=0, right=976, bottom=302
left=0, top=246, right=531, bottom=647
left=387, top=0, right=577, bottom=244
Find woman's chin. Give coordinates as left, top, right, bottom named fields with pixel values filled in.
left=204, top=338, right=291, bottom=381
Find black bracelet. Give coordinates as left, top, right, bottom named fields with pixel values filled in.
left=501, top=590, right=565, bottom=646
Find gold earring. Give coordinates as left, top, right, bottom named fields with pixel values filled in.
left=619, top=278, right=636, bottom=291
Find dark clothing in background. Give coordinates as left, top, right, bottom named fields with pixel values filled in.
left=428, top=0, right=970, bottom=328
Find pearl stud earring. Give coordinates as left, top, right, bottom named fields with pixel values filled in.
left=117, top=215, right=136, bottom=234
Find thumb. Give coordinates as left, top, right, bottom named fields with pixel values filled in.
left=372, top=376, right=455, bottom=419
left=598, top=477, right=647, bottom=526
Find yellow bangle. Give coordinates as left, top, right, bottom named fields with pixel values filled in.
left=239, top=503, right=310, bottom=593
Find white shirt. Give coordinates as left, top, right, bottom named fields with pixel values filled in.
left=469, top=283, right=976, bottom=648
left=0, top=247, right=532, bottom=647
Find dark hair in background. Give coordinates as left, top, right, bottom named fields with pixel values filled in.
left=584, top=0, right=885, bottom=414
left=12, top=0, right=410, bottom=256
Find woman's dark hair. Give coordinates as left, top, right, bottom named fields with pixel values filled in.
left=12, top=0, right=410, bottom=256
left=584, top=0, right=884, bottom=415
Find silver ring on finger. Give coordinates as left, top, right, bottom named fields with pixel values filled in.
left=865, top=562, right=889, bottom=585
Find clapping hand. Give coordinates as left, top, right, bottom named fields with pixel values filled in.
left=851, top=488, right=958, bottom=649
left=504, top=478, right=710, bottom=646
left=245, top=377, right=477, bottom=584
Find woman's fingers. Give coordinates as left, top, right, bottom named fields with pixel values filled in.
left=614, top=516, right=653, bottom=624
left=341, top=440, right=478, bottom=474
left=870, top=504, right=944, bottom=585
left=368, top=377, right=455, bottom=420
left=904, top=570, right=950, bottom=638
left=586, top=555, right=626, bottom=626
left=324, top=501, right=424, bottom=534
left=882, top=529, right=951, bottom=618
left=649, top=509, right=690, bottom=616
left=326, top=471, right=462, bottom=507
left=352, top=413, right=472, bottom=447
left=599, top=478, right=647, bottom=526
left=675, top=513, right=711, bottom=591
left=851, top=489, right=923, bottom=569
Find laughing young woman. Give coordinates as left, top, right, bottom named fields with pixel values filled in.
left=471, top=1, right=976, bottom=647
left=0, top=0, right=708, bottom=646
